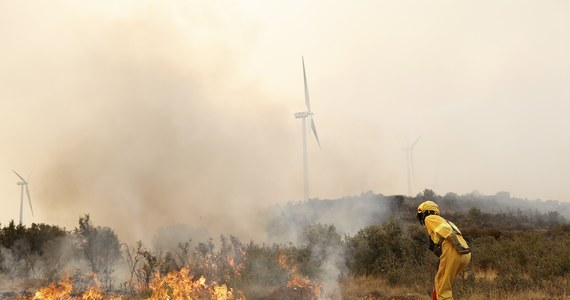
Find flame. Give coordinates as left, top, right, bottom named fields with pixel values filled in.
left=81, top=287, right=103, bottom=300
left=32, top=277, right=73, bottom=300
left=277, top=254, right=323, bottom=300
left=26, top=276, right=122, bottom=300
left=288, top=274, right=322, bottom=299
left=26, top=268, right=243, bottom=300
left=278, top=254, right=288, bottom=269
left=226, top=256, right=235, bottom=267
left=147, top=267, right=244, bottom=300
left=81, top=273, right=104, bottom=300
left=213, top=284, right=233, bottom=300
left=225, top=255, right=245, bottom=277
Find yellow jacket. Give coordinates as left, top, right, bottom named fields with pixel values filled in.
left=424, top=215, right=469, bottom=250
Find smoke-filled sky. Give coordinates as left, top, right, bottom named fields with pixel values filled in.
left=1, top=1, right=569, bottom=243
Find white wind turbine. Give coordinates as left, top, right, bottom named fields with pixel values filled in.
left=402, top=135, right=421, bottom=196
left=294, top=57, right=321, bottom=201
left=12, top=170, right=34, bottom=225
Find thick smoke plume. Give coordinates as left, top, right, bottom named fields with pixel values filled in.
left=0, top=1, right=301, bottom=243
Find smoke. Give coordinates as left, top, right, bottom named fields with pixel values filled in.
left=0, top=235, right=82, bottom=282
left=3, top=1, right=570, bottom=247
left=0, top=1, right=303, bottom=243
left=266, top=193, right=393, bottom=244
left=316, top=244, right=345, bottom=300
left=263, top=193, right=397, bottom=299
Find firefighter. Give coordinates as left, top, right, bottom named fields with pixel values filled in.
left=417, top=200, right=471, bottom=300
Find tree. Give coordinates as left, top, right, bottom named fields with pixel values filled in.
left=0, top=221, right=68, bottom=279
left=122, top=241, right=144, bottom=294
left=345, top=220, right=419, bottom=281
left=299, top=224, right=345, bottom=279
left=75, top=214, right=121, bottom=290
left=345, top=224, right=384, bottom=276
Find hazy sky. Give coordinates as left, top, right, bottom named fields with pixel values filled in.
left=1, top=1, right=569, bottom=243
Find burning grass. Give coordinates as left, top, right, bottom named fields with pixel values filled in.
left=15, top=269, right=243, bottom=300
left=260, top=273, right=322, bottom=300
left=147, top=267, right=242, bottom=300
left=15, top=271, right=321, bottom=300
left=257, top=253, right=323, bottom=300
left=16, top=276, right=120, bottom=300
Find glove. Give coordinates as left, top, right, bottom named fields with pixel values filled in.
left=428, top=239, right=442, bottom=257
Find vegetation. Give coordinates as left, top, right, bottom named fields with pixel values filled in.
left=1, top=190, right=569, bottom=299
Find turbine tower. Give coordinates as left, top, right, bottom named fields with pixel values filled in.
left=13, top=170, right=34, bottom=225
left=402, top=135, right=421, bottom=196
left=294, top=57, right=321, bottom=201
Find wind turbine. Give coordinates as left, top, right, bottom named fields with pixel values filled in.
left=12, top=170, right=34, bottom=225
left=402, top=135, right=421, bottom=196
left=294, top=57, right=321, bottom=201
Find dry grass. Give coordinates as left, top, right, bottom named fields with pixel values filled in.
left=472, top=267, right=497, bottom=281
left=339, top=276, right=429, bottom=300
left=339, top=275, right=570, bottom=300
left=466, top=290, right=570, bottom=300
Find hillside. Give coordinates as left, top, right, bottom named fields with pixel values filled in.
left=266, top=189, right=569, bottom=243
left=0, top=190, right=569, bottom=299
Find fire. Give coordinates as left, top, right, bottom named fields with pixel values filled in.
left=32, top=277, right=73, bottom=300
left=278, top=254, right=288, bottom=269
left=81, top=286, right=103, bottom=300
left=288, top=274, right=322, bottom=298
left=277, top=254, right=323, bottom=300
left=215, top=284, right=240, bottom=300
left=147, top=267, right=243, bottom=300
left=23, top=276, right=121, bottom=300
left=24, top=267, right=243, bottom=300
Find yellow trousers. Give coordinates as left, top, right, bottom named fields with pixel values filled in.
left=435, top=241, right=471, bottom=300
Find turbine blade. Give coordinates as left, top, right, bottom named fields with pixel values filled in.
left=12, top=170, right=27, bottom=183
left=302, top=57, right=311, bottom=112
left=411, top=135, right=422, bottom=148
left=25, top=185, right=34, bottom=218
left=310, top=117, right=321, bottom=148
left=410, top=152, right=415, bottom=177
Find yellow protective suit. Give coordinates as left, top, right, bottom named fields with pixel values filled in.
left=424, top=215, right=471, bottom=300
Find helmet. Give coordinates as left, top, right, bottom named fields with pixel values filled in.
left=417, top=200, right=440, bottom=214
left=417, top=200, right=440, bottom=225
